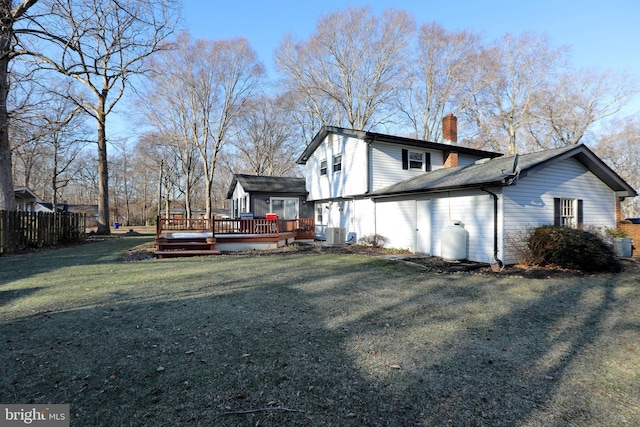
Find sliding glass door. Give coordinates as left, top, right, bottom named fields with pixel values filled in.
left=269, top=198, right=299, bottom=219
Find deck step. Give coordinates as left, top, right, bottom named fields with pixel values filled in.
left=156, top=242, right=214, bottom=249
left=154, top=249, right=221, bottom=258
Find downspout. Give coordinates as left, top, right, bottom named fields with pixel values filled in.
left=481, top=187, right=503, bottom=267
left=367, top=136, right=376, bottom=236
left=366, top=135, right=376, bottom=195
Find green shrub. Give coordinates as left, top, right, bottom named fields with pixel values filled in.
left=528, top=226, right=621, bottom=273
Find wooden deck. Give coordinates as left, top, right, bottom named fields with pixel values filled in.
left=154, top=216, right=314, bottom=258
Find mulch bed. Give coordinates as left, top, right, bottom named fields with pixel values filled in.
left=122, top=240, right=640, bottom=279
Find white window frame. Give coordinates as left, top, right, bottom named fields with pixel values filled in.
left=333, top=154, right=342, bottom=173
left=409, top=151, right=424, bottom=170
left=560, top=198, right=576, bottom=227
left=320, top=159, right=327, bottom=176
left=269, top=197, right=300, bottom=220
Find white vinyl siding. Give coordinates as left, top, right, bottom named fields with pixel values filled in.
left=306, top=134, right=367, bottom=200
left=502, top=157, right=617, bottom=264
left=374, top=192, right=495, bottom=261
left=353, top=198, right=376, bottom=243
left=430, top=191, right=497, bottom=264
left=375, top=199, right=417, bottom=252
left=231, top=183, right=249, bottom=218
left=370, top=143, right=441, bottom=191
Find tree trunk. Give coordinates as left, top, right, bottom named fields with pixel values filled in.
left=96, top=100, right=110, bottom=234
left=0, top=1, right=16, bottom=211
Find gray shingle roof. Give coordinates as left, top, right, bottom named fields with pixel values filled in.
left=227, top=174, right=307, bottom=199
left=369, top=144, right=637, bottom=197
left=296, top=126, right=501, bottom=164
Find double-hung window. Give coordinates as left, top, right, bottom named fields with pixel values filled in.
left=554, top=198, right=583, bottom=228
left=409, top=152, right=423, bottom=169
left=333, top=155, right=342, bottom=173
left=402, top=149, right=431, bottom=171
left=316, top=206, right=323, bottom=224
left=320, top=159, right=327, bottom=176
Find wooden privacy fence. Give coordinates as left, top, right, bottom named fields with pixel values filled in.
left=0, top=211, right=86, bottom=255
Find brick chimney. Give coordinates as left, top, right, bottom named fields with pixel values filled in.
left=442, top=113, right=457, bottom=145
left=442, top=113, right=458, bottom=167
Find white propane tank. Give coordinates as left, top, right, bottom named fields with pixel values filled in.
left=441, top=220, right=468, bottom=261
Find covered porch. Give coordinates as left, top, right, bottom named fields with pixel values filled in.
left=154, top=216, right=314, bottom=258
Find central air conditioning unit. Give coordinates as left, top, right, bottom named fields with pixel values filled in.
left=326, top=227, right=346, bottom=245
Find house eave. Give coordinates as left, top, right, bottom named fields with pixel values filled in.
left=296, top=126, right=502, bottom=164
left=368, top=181, right=506, bottom=199
left=522, top=145, right=637, bottom=197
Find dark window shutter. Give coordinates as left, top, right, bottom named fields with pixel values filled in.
left=577, top=199, right=583, bottom=226
left=425, top=152, right=431, bottom=172
left=402, top=149, right=408, bottom=170
left=553, top=198, right=561, bottom=226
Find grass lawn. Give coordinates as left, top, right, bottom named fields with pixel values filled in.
left=1, top=235, right=639, bottom=426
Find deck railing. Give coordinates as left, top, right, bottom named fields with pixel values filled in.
left=157, top=216, right=314, bottom=238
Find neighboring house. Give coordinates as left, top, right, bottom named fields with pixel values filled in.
left=297, top=115, right=637, bottom=264
left=37, top=202, right=99, bottom=228
left=14, top=186, right=43, bottom=212
left=227, top=174, right=314, bottom=220
left=159, top=208, right=207, bottom=219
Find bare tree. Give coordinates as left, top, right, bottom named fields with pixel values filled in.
left=230, top=95, right=299, bottom=176
left=9, top=74, right=88, bottom=209
left=275, top=6, right=415, bottom=133
left=595, top=116, right=640, bottom=217
left=24, top=0, right=178, bottom=233
left=462, top=32, right=565, bottom=155
left=43, top=90, right=87, bottom=211
left=525, top=69, right=637, bottom=150
left=0, top=0, right=39, bottom=211
left=139, top=32, right=263, bottom=219
left=398, top=22, right=480, bottom=141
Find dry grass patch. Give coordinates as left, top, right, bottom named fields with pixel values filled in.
left=1, top=237, right=639, bottom=426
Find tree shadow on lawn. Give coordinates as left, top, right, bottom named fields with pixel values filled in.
left=331, top=273, right=624, bottom=426
left=0, top=254, right=635, bottom=426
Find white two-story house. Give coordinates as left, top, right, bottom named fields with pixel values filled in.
left=297, top=115, right=637, bottom=264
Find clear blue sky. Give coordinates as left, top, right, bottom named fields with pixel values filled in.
left=113, top=0, right=640, bottom=140
left=180, top=0, right=640, bottom=115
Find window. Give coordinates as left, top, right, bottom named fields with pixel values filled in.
left=270, top=198, right=299, bottom=219
left=409, top=152, right=423, bottom=169
left=554, top=198, right=584, bottom=227
left=316, top=206, right=323, bottom=224
left=333, top=154, right=342, bottom=172
left=402, top=149, right=431, bottom=171
left=320, top=159, right=327, bottom=176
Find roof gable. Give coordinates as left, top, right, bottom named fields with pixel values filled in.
left=296, top=126, right=502, bottom=164
left=227, top=174, right=307, bottom=199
